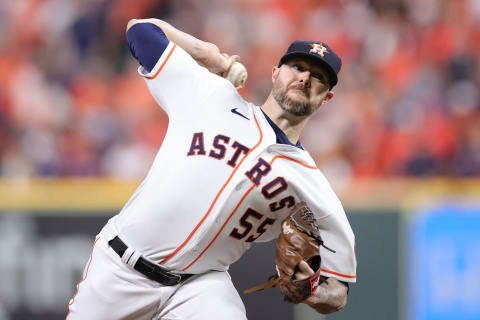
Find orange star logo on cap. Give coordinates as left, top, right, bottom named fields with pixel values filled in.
left=309, top=43, right=329, bottom=57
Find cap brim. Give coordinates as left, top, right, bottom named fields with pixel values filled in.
left=279, top=52, right=338, bottom=88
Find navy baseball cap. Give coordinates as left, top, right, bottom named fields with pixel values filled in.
left=278, top=40, right=342, bottom=88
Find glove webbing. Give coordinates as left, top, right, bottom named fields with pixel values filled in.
left=289, top=203, right=336, bottom=253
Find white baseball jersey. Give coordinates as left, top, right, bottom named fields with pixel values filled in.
left=102, top=40, right=357, bottom=283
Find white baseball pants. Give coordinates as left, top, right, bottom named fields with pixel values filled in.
left=66, top=235, right=247, bottom=320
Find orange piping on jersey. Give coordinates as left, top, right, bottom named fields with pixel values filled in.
left=159, top=113, right=263, bottom=265
left=144, top=43, right=177, bottom=80
left=66, top=237, right=100, bottom=319
left=183, top=141, right=318, bottom=270
left=320, top=268, right=357, bottom=279
left=269, top=154, right=318, bottom=169
left=183, top=183, right=256, bottom=271
left=268, top=157, right=355, bottom=280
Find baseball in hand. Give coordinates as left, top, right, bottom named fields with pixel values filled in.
left=226, top=62, right=248, bottom=88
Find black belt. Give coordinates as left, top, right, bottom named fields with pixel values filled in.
left=108, top=236, right=193, bottom=286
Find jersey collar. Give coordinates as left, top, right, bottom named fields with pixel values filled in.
left=261, top=109, right=304, bottom=150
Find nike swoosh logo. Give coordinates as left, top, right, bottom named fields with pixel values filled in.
left=231, top=108, right=249, bottom=120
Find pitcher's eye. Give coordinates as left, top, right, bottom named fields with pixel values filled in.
left=312, top=73, right=325, bottom=81
left=292, top=64, right=305, bottom=72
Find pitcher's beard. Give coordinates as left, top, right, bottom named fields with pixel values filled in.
left=272, top=86, right=315, bottom=117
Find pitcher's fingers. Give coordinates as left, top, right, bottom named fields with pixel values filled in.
left=223, top=54, right=241, bottom=70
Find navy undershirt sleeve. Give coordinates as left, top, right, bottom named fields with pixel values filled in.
left=127, top=23, right=169, bottom=73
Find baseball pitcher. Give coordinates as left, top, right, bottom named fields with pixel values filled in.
left=66, top=18, right=357, bottom=319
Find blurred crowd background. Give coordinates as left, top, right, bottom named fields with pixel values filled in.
left=1, top=0, right=479, bottom=182
left=0, top=2, right=479, bottom=320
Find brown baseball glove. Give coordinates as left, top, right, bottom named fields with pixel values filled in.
left=244, top=201, right=335, bottom=304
